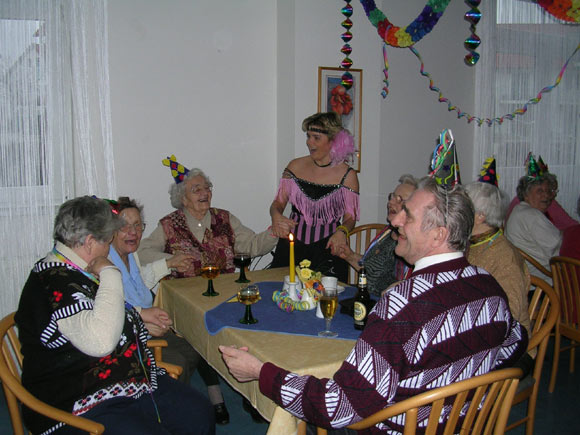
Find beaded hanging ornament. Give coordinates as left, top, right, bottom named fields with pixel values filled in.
left=340, top=1, right=354, bottom=89
left=464, top=0, right=482, bottom=66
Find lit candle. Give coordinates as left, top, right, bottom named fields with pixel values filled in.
left=289, top=233, right=295, bottom=283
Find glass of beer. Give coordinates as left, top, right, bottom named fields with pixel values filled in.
left=238, top=284, right=260, bottom=324
left=318, top=287, right=338, bottom=337
left=233, top=252, right=251, bottom=283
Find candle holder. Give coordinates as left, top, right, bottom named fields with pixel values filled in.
left=283, top=275, right=302, bottom=301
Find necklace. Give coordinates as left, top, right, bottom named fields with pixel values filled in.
left=52, top=246, right=100, bottom=285
left=469, top=228, right=502, bottom=248
left=313, top=158, right=332, bottom=168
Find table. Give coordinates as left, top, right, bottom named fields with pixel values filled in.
left=155, top=267, right=356, bottom=435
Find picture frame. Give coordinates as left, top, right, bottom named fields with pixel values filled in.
left=318, top=67, right=362, bottom=172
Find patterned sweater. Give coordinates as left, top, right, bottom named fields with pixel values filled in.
left=16, top=260, right=163, bottom=434
left=259, top=257, right=528, bottom=433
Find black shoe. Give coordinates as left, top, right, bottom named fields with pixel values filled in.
left=214, top=402, right=230, bottom=425
left=242, top=398, right=267, bottom=424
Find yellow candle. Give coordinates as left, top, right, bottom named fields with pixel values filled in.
left=289, top=233, right=295, bottom=283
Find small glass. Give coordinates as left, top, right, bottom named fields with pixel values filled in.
left=238, top=285, right=260, bottom=324
left=318, top=287, right=338, bottom=337
left=233, top=252, right=252, bottom=283
left=200, top=265, right=220, bottom=297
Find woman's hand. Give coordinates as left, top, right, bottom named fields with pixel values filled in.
left=326, top=230, right=348, bottom=256
left=166, top=253, right=194, bottom=273
left=271, top=213, right=296, bottom=238
left=86, top=256, right=115, bottom=277
left=219, top=345, right=264, bottom=382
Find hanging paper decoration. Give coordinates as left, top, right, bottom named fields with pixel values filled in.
left=429, top=129, right=461, bottom=189
left=478, top=157, right=499, bottom=187
left=464, top=0, right=482, bottom=66
left=359, top=0, right=451, bottom=48
left=538, top=0, right=580, bottom=23
left=340, top=1, right=354, bottom=89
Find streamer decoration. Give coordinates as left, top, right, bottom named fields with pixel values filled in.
left=410, top=42, right=580, bottom=126
left=340, top=1, right=354, bottom=89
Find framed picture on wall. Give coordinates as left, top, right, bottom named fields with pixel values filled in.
left=317, top=67, right=362, bottom=172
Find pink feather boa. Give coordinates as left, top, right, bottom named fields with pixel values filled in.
left=330, top=129, right=356, bottom=167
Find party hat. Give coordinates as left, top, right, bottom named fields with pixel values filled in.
left=428, top=129, right=461, bottom=189
left=537, top=155, right=549, bottom=176
left=478, top=156, right=499, bottom=186
left=162, top=155, right=189, bottom=184
left=524, top=152, right=541, bottom=179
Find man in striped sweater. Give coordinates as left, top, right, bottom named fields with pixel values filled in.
left=220, top=178, right=528, bottom=434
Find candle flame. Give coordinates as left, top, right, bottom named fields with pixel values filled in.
left=289, top=233, right=294, bottom=242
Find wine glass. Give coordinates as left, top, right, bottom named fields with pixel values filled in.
left=234, top=252, right=252, bottom=283
left=238, top=284, right=260, bottom=324
left=200, top=252, right=221, bottom=297
left=318, top=287, right=338, bottom=337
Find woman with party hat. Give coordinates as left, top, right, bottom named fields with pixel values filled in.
left=505, top=153, right=562, bottom=280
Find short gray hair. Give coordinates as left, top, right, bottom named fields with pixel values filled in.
left=516, top=175, right=545, bottom=201
left=465, top=182, right=506, bottom=228
left=398, top=174, right=419, bottom=188
left=53, top=196, right=122, bottom=248
left=418, top=177, right=474, bottom=252
left=169, top=168, right=212, bottom=209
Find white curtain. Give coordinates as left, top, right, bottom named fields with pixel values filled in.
left=474, top=0, right=580, bottom=218
left=0, top=0, right=115, bottom=318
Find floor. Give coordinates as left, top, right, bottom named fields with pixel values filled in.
left=1, top=339, right=579, bottom=434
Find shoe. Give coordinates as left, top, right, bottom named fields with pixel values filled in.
left=242, top=398, right=267, bottom=424
left=214, top=402, right=230, bottom=425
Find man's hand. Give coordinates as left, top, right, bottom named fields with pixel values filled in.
left=219, top=345, right=264, bottom=382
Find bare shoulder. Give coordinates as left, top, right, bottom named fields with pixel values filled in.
left=343, top=165, right=359, bottom=191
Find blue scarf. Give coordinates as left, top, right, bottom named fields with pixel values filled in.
left=109, top=246, right=153, bottom=308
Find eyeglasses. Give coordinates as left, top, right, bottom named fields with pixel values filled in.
left=388, top=192, right=404, bottom=203
left=120, top=222, right=146, bottom=233
left=190, top=184, right=213, bottom=194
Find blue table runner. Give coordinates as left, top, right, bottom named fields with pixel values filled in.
left=204, top=281, right=362, bottom=341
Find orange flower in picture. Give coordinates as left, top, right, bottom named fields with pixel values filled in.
left=330, top=85, right=353, bottom=115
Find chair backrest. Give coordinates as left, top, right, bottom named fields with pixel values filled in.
left=550, top=256, right=580, bottom=327
left=528, top=275, right=559, bottom=353
left=0, top=312, right=105, bottom=435
left=347, top=223, right=386, bottom=285
left=517, top=248, right=552, bottom=279
left=346, top=367, right=522, bottom=435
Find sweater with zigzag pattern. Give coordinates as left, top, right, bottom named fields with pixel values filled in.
left=259, top=256, right=528, bottom=433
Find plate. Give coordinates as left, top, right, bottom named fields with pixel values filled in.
left=337, top=285, right=345, bottom=294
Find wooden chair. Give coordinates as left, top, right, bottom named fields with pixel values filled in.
left=347, top=223, right=386, bottom=285
left=517, top=248, right=552, bottom=279
left=0, top=312, right=181, bottom=435
left=506, top=275, right=559, bottom=435
left=298, top=367, right=522, bottom=435
left=548, top=256, right=580, bottom=393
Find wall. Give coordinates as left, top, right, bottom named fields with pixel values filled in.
left=108, top=0, right=476, bottom=238
left=376, top=1, right=476, bottom=204
left=108, top=0, right=278, bottom=239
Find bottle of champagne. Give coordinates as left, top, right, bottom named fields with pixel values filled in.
left=353, top=266, right=371, bottom=330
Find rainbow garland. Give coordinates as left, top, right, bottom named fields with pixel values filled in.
left=410, top=42, right=580, bottom=126
left=538, top=0, right=580, bottom=23
left=359, top=0, right=451, bottom=48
